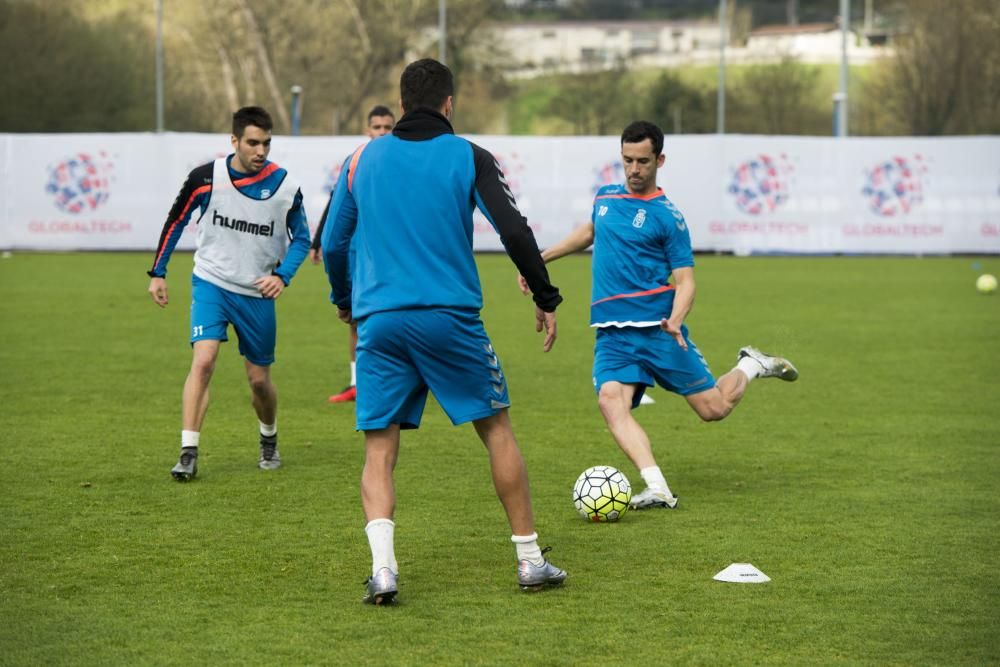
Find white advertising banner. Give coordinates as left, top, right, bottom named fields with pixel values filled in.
left=1, top=132, right=998, bottom=254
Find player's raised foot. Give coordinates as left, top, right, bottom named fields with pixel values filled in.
left=737, top=346, right=798, bottom=381
left=518, top=547, right=567, bottom=592
left=630, top=487, right=679, bottom=510
left=363, top=567, right=398, bottom=605
left=171, top=447, right=198, bottom=481
left=328, top=385, right=357, bottom=403
left=258, top=435, right=281, bottom=471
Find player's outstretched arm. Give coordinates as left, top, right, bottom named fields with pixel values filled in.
left=518, top=222, right=595, bottom=296
left=543, top=223, right=596, bottom=263
left=148, top=277, right=169, bottom=307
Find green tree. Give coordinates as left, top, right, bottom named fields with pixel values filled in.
left=643, top=70, right=715, bottom=134
left=0, top=1, right=156, bottom=131
left=727, top=58, right=829, bottom=134
left=544, top=62, right=639, bottom=135
left=157, top=0, right=502, bottom=135
left=0, top=0, right=506, bottom=134
left=862, top=0, right=1000, bottom=135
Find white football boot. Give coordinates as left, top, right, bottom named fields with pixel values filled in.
left=363, top=567, right=398, bottom=605
left=258, top=434, right=282, bottom=470
left=518, top=547, right=567, bottom=592
left=171, top=447, right=198, bottom=481
left=629, top=487, right=679, bottom=510
left=737, top=346, right=799, bottom=381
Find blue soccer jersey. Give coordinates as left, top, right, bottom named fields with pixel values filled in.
left=321, top=109, right=560, bottom=320
left=590, top=184, right=694, bottom=327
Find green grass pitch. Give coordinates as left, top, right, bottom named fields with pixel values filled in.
left=1, top=251, right=997, bottom=665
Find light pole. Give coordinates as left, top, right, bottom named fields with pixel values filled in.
left=438, top=0, right=447, bottom=65
left=290, top=85, right=302, bottom=136
left=836, top=0, right=850, bottom=137
left=717, top=0, right=727, bottom=134
left=155, top=0, right=164, bottom=132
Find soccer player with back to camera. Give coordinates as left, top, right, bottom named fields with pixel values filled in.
left=147, top=106, right=311, bottom=481
left=309, top=105, right=396, bottom=404
left=323, top=58, right=566, bottom=604
left=519, top=120, right=799, bottom=510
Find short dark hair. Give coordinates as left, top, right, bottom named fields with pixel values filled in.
left=621, top=121, right=664, bottom=156
left=367, top=105, right=395, bottom=122
left=399, top=59, right=454, bottom=114
left=232, top=106, right=273, bottom=138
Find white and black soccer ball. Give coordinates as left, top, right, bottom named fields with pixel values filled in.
left=572, top=465, right=632, bottom=522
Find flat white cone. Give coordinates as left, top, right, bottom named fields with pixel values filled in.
left=713, top=563, right=770, bottom=583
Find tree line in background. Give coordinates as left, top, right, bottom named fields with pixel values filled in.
left=0, top=0, right=997, bottom=137
left=0, top=0, right=503, bottom=135
left=509, top=0, right=884, bottom=26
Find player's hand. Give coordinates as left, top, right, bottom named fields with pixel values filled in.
left=517, top=274, right=529, bottom=296
left=337, top=307, right=354, bottom=324
left=255, top=275, right=285, bottom=299
left=660, top=317, right=688, bottom=351
left=309, top=247, right=321, bottom=265
left=148, top=277, right=169, bottom=307
left=536, top=306, right=557, bottom=352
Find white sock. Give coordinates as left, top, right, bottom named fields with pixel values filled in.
left=181, top=430, right=199, bottom=449
left=511, top=532, right=544, bottom=566
left=259, top=421, right=277, bottom=437
left=365, top=519, right=398, bottom=576
left=640, top=466, right=673, bottom=497
left=350, top=361, right=357, bottom=386
left=737, top=356, right=761, bottom=381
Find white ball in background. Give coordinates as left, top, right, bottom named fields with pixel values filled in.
left=976, top=273, right=997, bottom=294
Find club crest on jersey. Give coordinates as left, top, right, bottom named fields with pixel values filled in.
left=632, top=209, right=647, bottom=228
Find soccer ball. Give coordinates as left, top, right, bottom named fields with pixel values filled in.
left=976, top=273, right=997, bottom=294
left=572, top=466, right=632, bottom=522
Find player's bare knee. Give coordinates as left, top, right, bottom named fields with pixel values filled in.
left=596, top=383, right=627, bottom=409
left=189, top=356, right=216, bottom=382
left=247, top=376, right=272, bottom=398
left=364, top=446, right=398, bottom=472
left=596, top=391, right=623, bottom=421
left=695, top=402, right=729, bottom=422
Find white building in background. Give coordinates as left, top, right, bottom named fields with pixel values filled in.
left=494, top=20, right=723, bottom=75
left=745, top=23, right=885, bottom=64
left=490, top=20, right=890, bottom=77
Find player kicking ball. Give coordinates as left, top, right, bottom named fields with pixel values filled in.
left=520, top=120, right=798, bottom=510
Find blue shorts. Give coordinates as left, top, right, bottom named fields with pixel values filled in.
left=593, top=325, right=716, bottom=408
left=355, top=309, right=510, bottom=431
left=190, top=275, right=276, bottom=366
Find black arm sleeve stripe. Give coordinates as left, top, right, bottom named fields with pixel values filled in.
left=470, top=142, right=562, bottom=312
left=149, top=162, right=213, bottom=275
left=312, top=195, right=331, bottom=250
